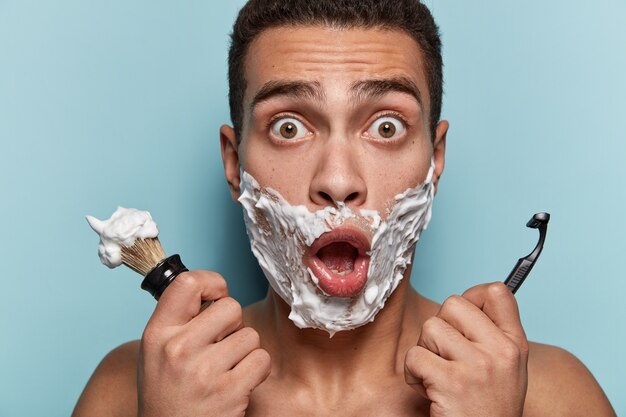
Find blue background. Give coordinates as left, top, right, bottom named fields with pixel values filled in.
left=1, top=1, right=624, bottom=415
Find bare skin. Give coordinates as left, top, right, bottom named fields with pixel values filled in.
left=73, top=287, right=615, bottom=417
left=73, top=26, right=616, bottom=417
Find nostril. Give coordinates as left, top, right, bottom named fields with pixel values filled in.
left=318, top=190, right=360, bottom=205
left=311, top=175, right=367, bottom=206
left=344, top=192, right=359, bottom=202
left=319, top=191, right=334, bottom=203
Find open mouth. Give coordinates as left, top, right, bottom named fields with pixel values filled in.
left=306, top=227, right=371, bottom=298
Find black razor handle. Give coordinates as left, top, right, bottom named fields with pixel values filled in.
left=505, top=258, right=534, bottom=294
left=504, top=212, right=550, bottom=294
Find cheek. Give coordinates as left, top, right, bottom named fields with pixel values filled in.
left=364, top=145, right=432, bottom=211
left=241, top=138, right=316, bottom=203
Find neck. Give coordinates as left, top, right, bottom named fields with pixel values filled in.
left=245, top=274, right=435, bottom=395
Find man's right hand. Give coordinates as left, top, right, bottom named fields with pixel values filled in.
left=138, top=270, right=271, bottom=417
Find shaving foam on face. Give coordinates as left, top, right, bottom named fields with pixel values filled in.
left=86, top=207, right=159, bottom=268
left=238, top=161, right=434, bottom=336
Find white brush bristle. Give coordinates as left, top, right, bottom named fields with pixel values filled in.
left=121, top=237, right=166, bottom=276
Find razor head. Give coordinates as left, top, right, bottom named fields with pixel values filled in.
left=526, top=212, right=550, bottom=229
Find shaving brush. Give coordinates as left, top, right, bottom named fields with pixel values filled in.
left=86, top=207, right=188, bottom=300
left=126, top=238, right=187, bottom=300
left=121, top=237, right=166, bottom=276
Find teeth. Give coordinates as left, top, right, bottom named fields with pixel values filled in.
left=330, top=268, right=352, bottom=276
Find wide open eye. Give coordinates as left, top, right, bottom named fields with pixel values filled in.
left=366, top=116, right=406, bottom=141
left=270, top=117, right=310, bottom=141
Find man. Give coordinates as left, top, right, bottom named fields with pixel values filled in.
left=73, top=1, right=616, bottom=416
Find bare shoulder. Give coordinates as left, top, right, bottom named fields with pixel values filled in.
left=72, top=340, right=140, bottom=417
left=524, top=341, right=616, bottom=417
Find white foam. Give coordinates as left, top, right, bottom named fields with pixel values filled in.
left=238, top=160, right=435, bottom=336
left=364, top=284, right=379, bottom=305
left=86, top=207, right=158, bottom=268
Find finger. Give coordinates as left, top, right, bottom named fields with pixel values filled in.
left=150, top=271, right=229, bottom=327
left=404, top=345, right=449, bottom=399
left=436, top=294, right=505, bottom=343
left=418, top=316, right=479, bottom=362
left=178, top=296, right=244, bottom=347
left=209, top=327, right=261, bottom=373
left=228, top=348, right=272, bottom=394
left=462, top=282, right=527, bottom=341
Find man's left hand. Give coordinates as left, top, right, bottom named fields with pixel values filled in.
left=404, top=282, right=529, bottom=417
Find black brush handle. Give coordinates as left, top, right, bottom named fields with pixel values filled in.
left=140, top=254, right=188, bottom=300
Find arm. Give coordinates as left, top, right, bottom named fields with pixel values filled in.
left=404, top=281, right=616, bottom=417
left=405, top=282, right=529, bottom=417
left=524, top=343, right=616, bottom=417
left=73, top=270, right=271, bottom=417
left=72, top=341, right=140, bottom=417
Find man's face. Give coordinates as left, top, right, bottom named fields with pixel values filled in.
left=232, top=25, right=443, bottom=213
left=221, top=25, right=447, bottom=309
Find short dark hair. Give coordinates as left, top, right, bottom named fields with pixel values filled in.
left=228, top=0, right=443, bottom=142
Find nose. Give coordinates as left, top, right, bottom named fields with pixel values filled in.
left=309, top=138, right=367, bottom=207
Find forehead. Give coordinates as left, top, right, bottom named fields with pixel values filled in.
left=242, top=25, right=430, bottom=112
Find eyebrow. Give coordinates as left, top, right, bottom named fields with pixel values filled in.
left=249, top=80, right=326, bottom=113
left=350, top=77, right=422, bottom=107
left=249, top=76, right=422, bottom=113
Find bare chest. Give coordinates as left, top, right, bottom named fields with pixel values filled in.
left=245, top=379, right=430, bottom=417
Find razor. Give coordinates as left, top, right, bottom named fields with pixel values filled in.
left=504, top=212, right=550, bottom=294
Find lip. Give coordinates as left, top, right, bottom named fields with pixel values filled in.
left=305, top=226, right=372, bottom=298
left=309, top=225, right=371, bottom=255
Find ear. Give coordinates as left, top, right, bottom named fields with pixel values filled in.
left=432, top=120, right=448, bottom=195
left=220, top=124, right=241, bottom=202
